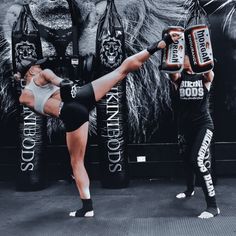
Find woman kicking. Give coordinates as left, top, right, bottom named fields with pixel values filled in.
left=15, top=31, right=180, bottom=217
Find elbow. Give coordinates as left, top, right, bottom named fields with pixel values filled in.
left=19, top=95, right=25, bottom=105
left=169, top=73, right=180, bottom=82
left=19, top=92, right=29, bottom=106
left=208, top=77, right=214, bottom=83
left=41, top=69, right=54, bottom=79
left=41, top=69, right=50, bottom=77
left=210, top=71, right=214, bottom=82
left=42, top=68, right=51, bottom=74
left=204, top=71, right=214, bottom=82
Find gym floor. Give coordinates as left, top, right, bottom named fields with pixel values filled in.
left=0, top=178, right=235, bottom=236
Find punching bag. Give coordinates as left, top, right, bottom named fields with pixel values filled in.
left=66, top=0, right=82, bottom=85
left=96, top=0, right=129, bottom=188
left=185, top=0, right=214, bottom=74
left=67, top=0, right=95, bottom=84
left=160, top=26, right=185, bottom=73
left=12, top=4, right=46, bottom=191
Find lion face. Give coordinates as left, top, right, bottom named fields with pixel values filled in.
left=100, top=37, right=123, bottom=68
left=15, top=41, right=37, bottom=62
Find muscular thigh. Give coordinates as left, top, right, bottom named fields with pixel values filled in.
left=66, top=122, right=89, bottom=160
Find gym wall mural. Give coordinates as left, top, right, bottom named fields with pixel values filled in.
left=0, top=0, right=235, bottom=145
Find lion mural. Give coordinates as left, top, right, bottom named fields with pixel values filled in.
left=0, top=0, right=188, bottom=143
left=100, top=37, right=123, bottom=69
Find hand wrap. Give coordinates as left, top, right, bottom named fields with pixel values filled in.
left=147, top=33, right=174, bottom=55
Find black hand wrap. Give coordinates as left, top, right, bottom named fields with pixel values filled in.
left=147, top=32, right=174, bottom=55
left=147, top=40, right=162, bottom=55
left=60, top=79, right=75, bottom=103
left=162, top=32, right=174, bottom=45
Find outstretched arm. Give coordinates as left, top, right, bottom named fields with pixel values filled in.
left=61, top=31, right=183, bottom=103
left=119, top=32, right=182, bottom=76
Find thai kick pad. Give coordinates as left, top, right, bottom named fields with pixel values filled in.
left=185, top=1, right=214, bottom=74
left=160, top=26, right=185, bottom=73
left=185, top=24, right=214, bottom=74
left=95, top=0, right=129, bottom=188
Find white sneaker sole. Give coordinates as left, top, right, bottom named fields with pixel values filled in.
left=69, top=210, right=94, bottom=217
left=84, top=210, right=94, bottom=217
left=176, top=191, right=194, bottom=199
left=198, top=208, right=220, bottom=219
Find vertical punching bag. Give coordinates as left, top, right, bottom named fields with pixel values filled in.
left=66, top=0, right=82, bottom=85
left=12, top=4, right=46, bottom=191
left=185, top=0, right=214, bottom=74
left=96, top=0, right=129, bottom=188
left=67, top=0, right=95, bottom=84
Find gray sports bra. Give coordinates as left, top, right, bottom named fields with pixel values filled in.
left=25, top=79, right=59, bottom=115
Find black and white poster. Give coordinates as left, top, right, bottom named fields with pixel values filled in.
left=0, top=0, right=236, bottom=235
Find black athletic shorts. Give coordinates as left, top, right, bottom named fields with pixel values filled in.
left=59, top=83, right=96, bottom=132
